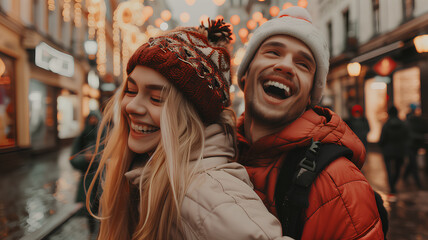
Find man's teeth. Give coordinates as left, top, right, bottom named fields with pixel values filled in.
left=264, top=80, right=290, bottom=96
left=131, top=122, right=159, bottom=133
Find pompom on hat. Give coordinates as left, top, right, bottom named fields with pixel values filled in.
left=127, top=19, right=233, bottom=123
left=237, top=6, right=330, bottom=106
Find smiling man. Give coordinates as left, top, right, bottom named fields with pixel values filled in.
left=236, top=6, right=384, bottom=239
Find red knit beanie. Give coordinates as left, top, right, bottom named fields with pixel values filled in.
left=127, top=20, right=233, bottom=123
left=351, top=104, right=363, bottom=116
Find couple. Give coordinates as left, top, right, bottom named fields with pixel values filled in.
left=86, top=6, right=384, bottom=239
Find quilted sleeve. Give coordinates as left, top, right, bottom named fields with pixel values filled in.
left=180, top=169, right=291, bottom=240
left=301, top=157, right=385, bottom=240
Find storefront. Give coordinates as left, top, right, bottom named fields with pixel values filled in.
left=27, top=41, right=82, bottom=151
left=0, top=52, right=16, bottom=150
left=28, top=79, right=58, bottom=150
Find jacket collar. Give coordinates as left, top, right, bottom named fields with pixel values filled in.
left=237, top=106, right=366, bottom=169
left=190, top=124, right=235, bottom=170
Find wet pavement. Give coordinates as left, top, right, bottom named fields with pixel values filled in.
left=362, top=149, right=428, bottom=240
left=0, top=146, right=93, bottom=240
left=0, top=144, right=427, bottom=239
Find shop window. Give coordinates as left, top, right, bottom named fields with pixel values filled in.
left=57, top=89, right=79, bottom=139
left=29, top=79, right=57, bottom=150
left=0, top=53, right=16, bottom=149
left=393, top=67, right=420, bottom=119
left=365, top=77, right=388, bottom=143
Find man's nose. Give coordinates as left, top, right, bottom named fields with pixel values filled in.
left=273, top=55, right=295, bottom=77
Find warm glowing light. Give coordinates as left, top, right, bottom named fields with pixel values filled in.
left=283, top=2, right=293, bottom=9
left=230, top=34, right=236, bottom=44
left=155, top=18, right=164, bottom=28
left=230, top=15, right=240, bottom=25
left=247, top=19, right=257, bottom=30
left=413, top=34, right=428, bottom=53
left=86, top=0, right=107, bottom=75
left=161, top=10, right=171, bottom=21
left=185, top=0, right=196, bottom=6
left=84, top=40, right=98, bottom=55
left=347, top=62, right=361, bottom=77
left=213, top=0, right=225, bottom=6
left=160, top=22, right=169, bottom=31
left=142, top=6, right=154, bottom=18
left=62, top=0, right=71, bottom=22
left=88, top=70, right=100, bottom=89
left=122, top=8, right=133, bottom=24
left=180, top=12, right=190, bottom=23
left=74, top=0, right=82, bottom=27
left=238, top=28, right=248, bottom=39
left=270, top=6, right=280, bottom=17
left=371, top=82, right=386, bottom=90
left=48, top=0, right=55, bottom=11
left=233, top=47, right=246, bottom=66
left=297, top=0, right=308, bottom=8
left=200, top=15, right=209, bottom=25
left=0, top=58, right=5, bottom=76
left=248, top=32, right=253, bottom=40
left=252, top=12, right=263, bottom=22
left=147, top=25, right=162, bottom=37
left=260, top=18, right=268, bottom=25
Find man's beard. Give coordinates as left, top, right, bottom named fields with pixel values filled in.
left=246, top=100, right=288, bottom=126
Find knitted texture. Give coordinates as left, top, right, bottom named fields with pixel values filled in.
left=127, top=20, right=232, bottom=123
left=237, top=6, right=329, bottom=106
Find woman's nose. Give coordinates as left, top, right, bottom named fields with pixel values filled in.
left=126, top=95, right=147, bottom=116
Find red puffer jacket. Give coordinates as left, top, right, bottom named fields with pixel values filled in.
left=237, top=106, right=384, bottom=239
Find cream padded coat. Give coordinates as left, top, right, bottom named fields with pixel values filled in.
left=176, top=124, right=290, bottom=240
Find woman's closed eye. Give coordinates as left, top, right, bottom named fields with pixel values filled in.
left=125, top=89, right=138, bottom=95
left=150, top=96, right=163, bottom=103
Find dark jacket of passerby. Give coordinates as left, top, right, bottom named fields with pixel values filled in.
left=379, top=108, right=408, bottom=158
left=346, top=104, right=370, bottom=148
left=406, top=113, right=427, bottom=149
left=70, top=110, right=102, bottom=212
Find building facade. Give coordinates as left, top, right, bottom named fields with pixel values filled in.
left=0, top=0, right=116, bottom=161
left=309, top=0, right=428, bottom=143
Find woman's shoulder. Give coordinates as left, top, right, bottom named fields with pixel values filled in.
left=180, top=162, right=284, bottom=239
left=185, top=162, right=256, bottom=207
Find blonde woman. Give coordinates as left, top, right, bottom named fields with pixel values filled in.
left=87, top=20, right=288, bottom=240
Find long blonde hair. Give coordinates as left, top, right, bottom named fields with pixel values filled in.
left=87, top=78, right=236, bottom=239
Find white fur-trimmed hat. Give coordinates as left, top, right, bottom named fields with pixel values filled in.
left=237, top=6, right=329, bottom=106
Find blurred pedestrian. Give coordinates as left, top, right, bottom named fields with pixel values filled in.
left=346, top=104, right=370, bottom=148
left=69, top=110, right=102, bottom=235
left=404, top=103, right=426, bottom=188
left=87, top=21, right=287, bottom=240
left=379, top=106, right=409, bottom=197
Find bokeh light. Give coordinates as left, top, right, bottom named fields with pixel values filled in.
left=180, top=12, right=190, bottom=23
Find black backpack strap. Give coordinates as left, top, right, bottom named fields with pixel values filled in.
left=275, top=140, right=353, bottom=239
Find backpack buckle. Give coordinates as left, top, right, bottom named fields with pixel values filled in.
left=298, top=156, right=316, bottom=171
left=295, top=158, right=317, bottom=187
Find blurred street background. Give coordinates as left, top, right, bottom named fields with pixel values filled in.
left=1, top=0, right=428, bottom=239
